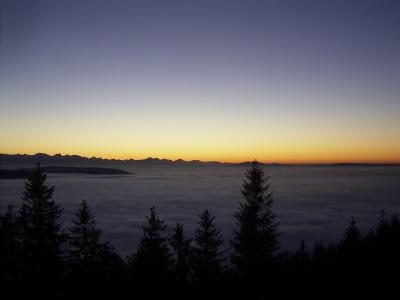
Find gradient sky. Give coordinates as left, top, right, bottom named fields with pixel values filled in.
left=1, top=0, right=399, bottom=163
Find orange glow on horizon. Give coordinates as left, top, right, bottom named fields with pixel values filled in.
left=1, top=106, right=399, bottom=165
left=2, top=149, right=400, bottom=165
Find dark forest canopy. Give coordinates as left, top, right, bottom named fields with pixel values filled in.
left=0, top=162, right=399, bottom=295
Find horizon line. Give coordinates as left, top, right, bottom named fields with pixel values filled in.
left=2, top=152, right=400, bottom=166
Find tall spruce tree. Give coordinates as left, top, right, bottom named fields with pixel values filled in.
left=191, top=210, right=225, bottom=284
left=170, top=223, right=192, bottom=284
left=68, top=201, right=126, bottom=281
left=128, top=206, right=171, bottom=283
left=231, top=161, right=279, bottom=279
left=18, top=163, right=65, bottom=278
left=68, top=200, right=102, bottom=275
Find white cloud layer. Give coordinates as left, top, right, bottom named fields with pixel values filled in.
left=1, top=165, right=400, bottom=257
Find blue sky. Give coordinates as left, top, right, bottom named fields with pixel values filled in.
left=1, top=0, right=400, bottom=162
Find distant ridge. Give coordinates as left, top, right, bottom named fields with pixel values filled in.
left=0, top=153, right=399, bottom=167
left=0, top=153, right=225, bottom=167
left=0, top=166, right=131, bottom=179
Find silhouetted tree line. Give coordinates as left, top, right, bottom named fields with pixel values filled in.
left=1, top=162, right=399, bottom=294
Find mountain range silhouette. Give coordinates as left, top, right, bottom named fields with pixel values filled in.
left=1, top=153, right=398, bottom=167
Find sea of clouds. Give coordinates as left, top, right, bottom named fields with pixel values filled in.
left=1, top=165, right=400, bottom=257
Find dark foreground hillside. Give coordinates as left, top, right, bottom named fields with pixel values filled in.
left=1, top=162, right=399, bottom=296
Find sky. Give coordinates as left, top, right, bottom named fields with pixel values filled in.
left=1, top=0, right=399, bottom=163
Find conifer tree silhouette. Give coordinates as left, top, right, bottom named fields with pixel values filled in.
left=376, top=210, right=389, bottom=236
left=191, top=210, right=225, bottom=284
left=170, top=223, right=192, bottom=284
left=341, top=216, right=361, bottom=247
left=371, top=211, right=400, bottom=273
left=231, top=161, right=279, bottom=279
left=68, top=200, right=103, bottom=279
left=295, top=240, right=309, bottom=262
left=338, top=216, right=363, bottom=275
left=128, top=206, right=171, bottom=284
left=292, top=240, right=310, bottom=274
left=18, top=163, right=65, bottom=278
